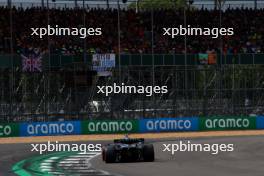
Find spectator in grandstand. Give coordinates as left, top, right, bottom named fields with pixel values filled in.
left=0, top=6, right=263, bottom=55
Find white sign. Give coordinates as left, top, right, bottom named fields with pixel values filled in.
left=92, top=54, right=115, bottom=76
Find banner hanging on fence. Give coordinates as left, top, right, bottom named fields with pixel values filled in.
left=139, top=117, right=199, bottom=133
left=0, top=123, right=19, bottom=137
left=199, top=116, right=256, bottom=130
left=92, top=54, right=115, bottom=76
left=21, top=53, right=42, bottom=72
left=198, top=53, right=208, bottom=64
left=198, top=53, right=216, bottom=65
left=20, top=121, right=81, bottom=136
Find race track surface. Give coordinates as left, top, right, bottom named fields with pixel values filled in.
left=0, top=143, right=35, bottom=176
left=92, top=136, right=264, bottom=176
left=1, top=135, right=264, bottom=176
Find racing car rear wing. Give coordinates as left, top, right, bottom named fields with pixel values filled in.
left=114, top=138, right=145, bottom=144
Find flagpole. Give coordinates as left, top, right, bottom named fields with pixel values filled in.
left=118, top=0, right=121, bottom=84
left=9, top=0, right=14, bottom=122
left=46, top=0, right=51, bottom=119
left=83, top=0, right=87, bottom=63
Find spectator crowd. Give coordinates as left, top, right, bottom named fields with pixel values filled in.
left=0, top=6, right=263, bottom=55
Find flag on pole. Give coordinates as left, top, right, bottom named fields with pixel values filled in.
left=21, top=54, right=42, bottom=72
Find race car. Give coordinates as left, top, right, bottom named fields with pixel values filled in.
left=102, top=137, right=154, bottom=163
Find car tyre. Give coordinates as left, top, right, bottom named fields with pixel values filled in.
left=102, top=147, right=106, bottom=161
left=105, top=145, right=116, bottom=163
left=143, top=144, right=154, bottom=162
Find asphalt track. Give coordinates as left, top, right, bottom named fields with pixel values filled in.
left=1, top=135, right=264, bottom=176
left=92, top=136, right=264, bottom=176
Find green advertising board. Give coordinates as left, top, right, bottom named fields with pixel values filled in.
left=0, top=123, right=19, bottom=137
left=199, top=116, right=256, bottom=131
left=82, top=120, right=139, bottom=134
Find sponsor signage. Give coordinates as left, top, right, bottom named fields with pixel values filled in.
left=139, top=117, right=199, bottom=133
left=82, top=120, right=139, bottom=134
left=20, top=121, right=81, bottom=136
left=1, top=115, right=263, bottom=138
left=199, top=116, right=256, bottom=130
left=256, top=116, right=264, bottom=129
left=0, top=123, right=19, bottom=137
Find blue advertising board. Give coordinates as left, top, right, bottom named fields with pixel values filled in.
left=20, top=121, right=81, bottom=136
left=139, top=117, right=199, bottom=133
left=256, top=116, right=264, bottom=129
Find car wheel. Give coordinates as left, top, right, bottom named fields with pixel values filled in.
left=105, top=146, right=116, bottom=163
left=102, top=148, right=106, bottom=161
left=143, top=144, right=154, bottom=162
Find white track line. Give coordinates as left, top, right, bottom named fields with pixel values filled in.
left=56, top=152, right=113, bottom=175
left=38, top=151, right=114, bottom=175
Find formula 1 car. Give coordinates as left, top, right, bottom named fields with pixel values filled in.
left=102, top=137, right=154, bottom=163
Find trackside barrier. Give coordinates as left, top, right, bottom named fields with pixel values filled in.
left=139, top=117, right=199, bottom=133
left=256, top=116, right=264, bottom=129
left=19, top=121, right=81, bottom=136
left=0, top=123, right=19, bottom=137
left=199, top=116, right=256, bottom=131
left=2, top=116, right=264, bottom=137
left=81, top=120, right=139, bottom=134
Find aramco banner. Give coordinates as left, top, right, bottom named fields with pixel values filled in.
left=20, top=121, right=81, bottom=136
left=139, top=117, right=199, bottom=133
left=199, top=116, right=256, bottom=130
left=82, top=120, right=139, bottom=134
left=0, top=123, right=19, bottom=137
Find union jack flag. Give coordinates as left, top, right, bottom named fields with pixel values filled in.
left=21, top=54, right=42, bottom=72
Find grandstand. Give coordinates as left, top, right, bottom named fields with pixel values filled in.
left=0, top=0, right=264, bottom=122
